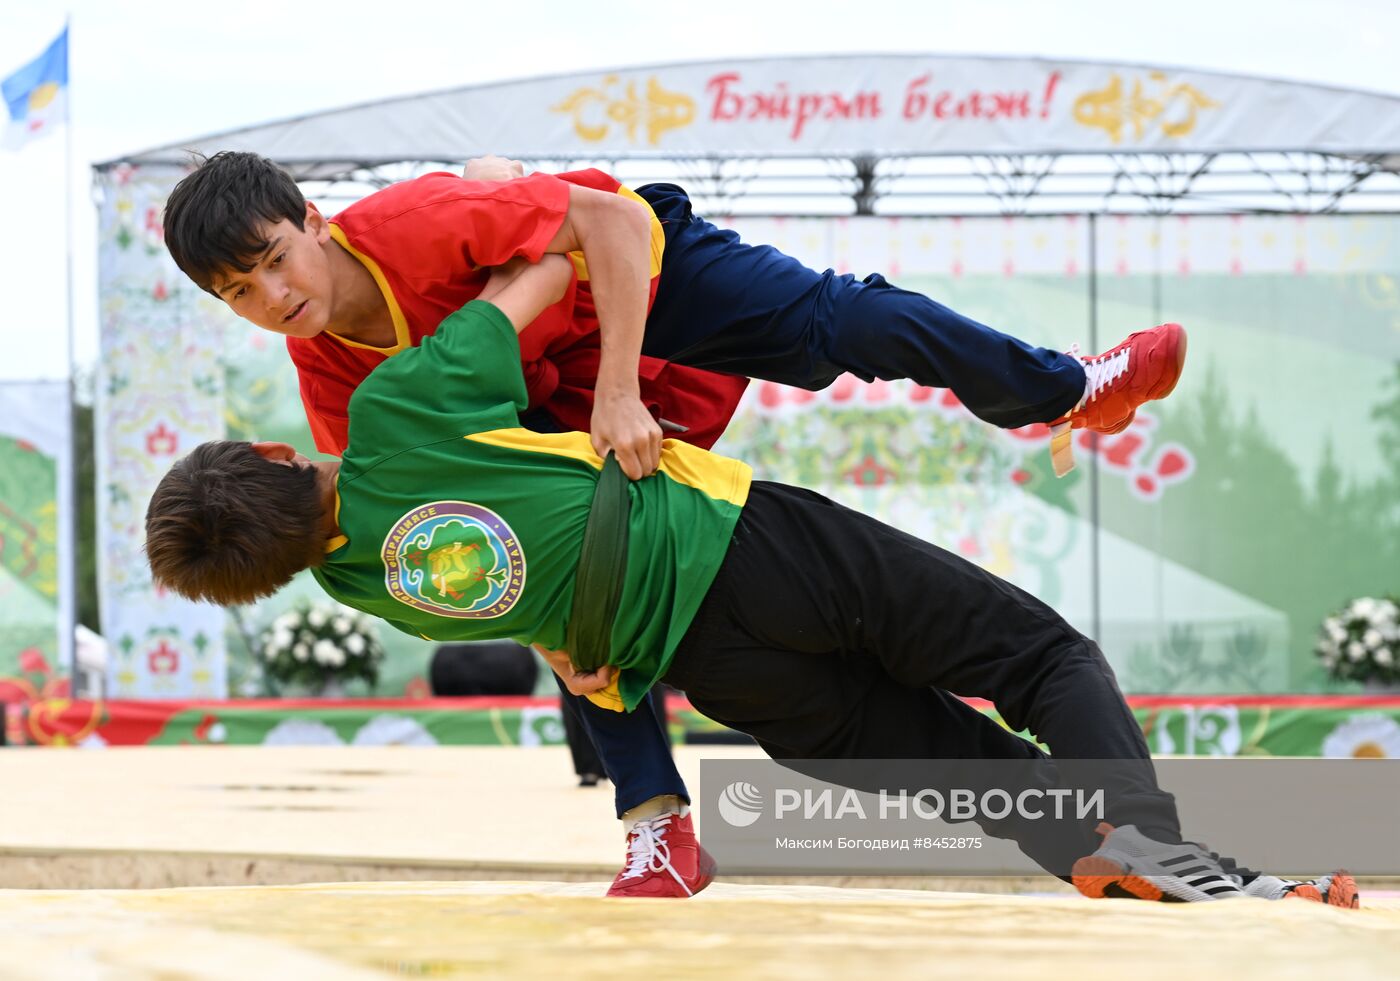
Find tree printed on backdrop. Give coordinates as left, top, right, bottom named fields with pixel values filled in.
left=96, top=166, right=227, bottom=697
left=0, top=381, right=72, bottom=719
left=1092, top=217, right=1400, bottom=691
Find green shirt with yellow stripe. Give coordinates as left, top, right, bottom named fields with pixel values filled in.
left=312, top=300, right=751, bottom=711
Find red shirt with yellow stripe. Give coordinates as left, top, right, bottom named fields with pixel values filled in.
left=289, top=169, right=749, bottom=456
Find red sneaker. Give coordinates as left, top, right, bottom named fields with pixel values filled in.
left=1063, top=323, right=1188, bottom=435
left=605, top=811, right=717, bottom=898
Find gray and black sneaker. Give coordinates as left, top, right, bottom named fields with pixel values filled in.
left=1240, top=872, right=1361, bottom=909
left=1072, top=822, right=1246, bottom=902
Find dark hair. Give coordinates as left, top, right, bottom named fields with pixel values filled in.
left=145, top=440, right=327, bottom=605
left=163, top=151, right=307, bottom=294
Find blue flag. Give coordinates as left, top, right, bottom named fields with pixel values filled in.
left=2, top=28, right=69, bottom=149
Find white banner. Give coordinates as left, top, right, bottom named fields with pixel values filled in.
left=716, top=212, right=1400, bottom=278
left=128, top=55, right=1400, bottom=165
left=96, top=166, right=227, bottom=698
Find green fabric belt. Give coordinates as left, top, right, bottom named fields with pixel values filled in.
left=566, top=453, right=631, bottom=672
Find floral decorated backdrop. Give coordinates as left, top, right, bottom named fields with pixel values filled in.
left=0, top=380, right=71, bottom=709
left=96, top=166, right=227, bottom=697
left=95, top=167, right=1400, bottom=698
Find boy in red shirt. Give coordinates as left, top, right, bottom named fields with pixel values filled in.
left=161, top=150, right=1188, bottom=899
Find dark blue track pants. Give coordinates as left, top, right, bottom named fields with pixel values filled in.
left=638, top=183, right=1085, bottom=428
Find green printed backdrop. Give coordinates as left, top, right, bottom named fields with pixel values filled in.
left=0, top=381, right=70, bottom=686
left=96, top=184, right=1400, bottom=696
left=710, top=213, right=1400, bottom=694
left=26, top=697, right=1400, bottom=760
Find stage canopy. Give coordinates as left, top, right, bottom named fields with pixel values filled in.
left=100, top=54, right=1400, bottom=214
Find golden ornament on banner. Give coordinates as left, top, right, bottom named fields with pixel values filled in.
left=552, top=75, right=695, bottom=146
left=1073, top=72, right=1219, bottom=144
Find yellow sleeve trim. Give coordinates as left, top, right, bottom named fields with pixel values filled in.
left=324, top=491, right=349, bottom=553
left=466, top=428, right=751, bottom=507
left=655, top=439, right=752, bottom=508
left=326, top=224, right=411, bottom=355
left=466, top=429, right=605, bottom=469
left=568, top=185, right=665, bottom=283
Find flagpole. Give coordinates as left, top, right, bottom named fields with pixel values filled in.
left=63, top=14, right=74, bottom=377
left=61, top=13, right=79, bottom=688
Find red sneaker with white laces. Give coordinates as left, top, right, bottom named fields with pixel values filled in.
left=1064, top=322, right=1188, bottom=435
left=605, top=810, right=717, bottom=898
left=1048, top=323, right=1188, bottom=477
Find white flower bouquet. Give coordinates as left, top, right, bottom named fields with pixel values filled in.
left=256, top=600, right=384, bottom=693
left=1315, top=597, right=1400, bottom=686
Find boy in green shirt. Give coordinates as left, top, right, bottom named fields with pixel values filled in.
left=145, top=256, right=1358, bottom=908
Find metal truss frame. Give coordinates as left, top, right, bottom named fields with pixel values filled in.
left=268, top=150, right=1400, bottom=218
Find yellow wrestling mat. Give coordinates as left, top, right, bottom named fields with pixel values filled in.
left=3, top=880, right=1398, bottom=980
left=4, top=746, right=1398, bottom=978
left=0, top=746, right=765, bottom=887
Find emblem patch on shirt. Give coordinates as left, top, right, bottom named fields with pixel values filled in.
left=382, top=501, right=526, bottom=618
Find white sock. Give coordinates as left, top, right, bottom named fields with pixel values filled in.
left=622, top=794, right=688, bottom=832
